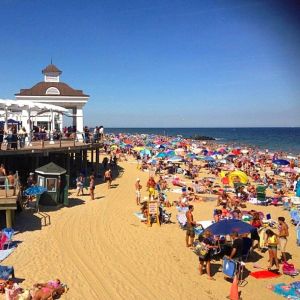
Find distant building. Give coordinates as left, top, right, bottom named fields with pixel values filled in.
left=15, top=63, right=89, bottom=137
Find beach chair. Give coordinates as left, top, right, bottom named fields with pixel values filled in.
left=0, top=266, right=15, bottom=280
left=176, top=213, right=187, bottom=229
left=222, top=257, right=246, bottom=286
left=290, top=210, right=300, bottom=226
left=1, top=228, right=14, bottom=250
left=256, top=185, right=268, bottom=205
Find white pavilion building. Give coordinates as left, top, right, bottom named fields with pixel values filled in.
left=15, top=64, right=89, bottom=137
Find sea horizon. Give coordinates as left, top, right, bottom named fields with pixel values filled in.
left=105, top=127, right=300, bottom=155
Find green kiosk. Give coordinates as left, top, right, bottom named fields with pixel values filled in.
left=35, top=162, right=69, bottom=206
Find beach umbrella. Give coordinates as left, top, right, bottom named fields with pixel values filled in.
left=186, top=153, right=197, bottom=159
left=228, top=170, right=248, bottom=185
left=202, top=156, right=215, bottom=162
left=192, top=148, right=202, bottom=154
left=218, top=159, right=227, bottom=164
left=241, top=149, right=249, bottom=154
left=175, top=148, right=185, bottom=155
left=133, top=146, right=144, bottom=152
left=140, top=149, right=151, bottom=156
left=273, top=159, right=290, bottom=166
left=168, top=156, right=183, bottom=162
left=24, top=186, right=47, bottom=196
left=165, top=150, right=175, bottom=157
left=205, top=219, right=254, bottom=235
left=156, top=152, right=167, bottom=158
left=147, top=159, right=157, bottom=165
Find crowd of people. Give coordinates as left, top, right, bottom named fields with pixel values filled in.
left=105, top=132, right=300, bottom=288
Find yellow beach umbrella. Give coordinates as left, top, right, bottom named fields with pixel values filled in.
left=133, top=146, right=144, bottom=152
left=228, top=170, right=248, bottom=185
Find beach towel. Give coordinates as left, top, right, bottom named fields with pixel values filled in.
left=272, top=283, right=299, bottom=298
left=0, top=248, right=15, bottom=262
left=0, top=266, right=14, bottom=280
left=176, top=206, right=188, bottom=213
left=171, top=188, right=183, bottom=194
left=133, top=212, right=147, bottom=221
left=177, top=214, right=187, bottom=228
left=250, top=270, right=281, bottom=279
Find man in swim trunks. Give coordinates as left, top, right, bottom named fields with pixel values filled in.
left=135, top=178, right=142, bottom=205
left=147, top=176, right=156, bottom=200
left=278, top=217, right=289, bottom=262
left=186, top=205, right=196, bottom=247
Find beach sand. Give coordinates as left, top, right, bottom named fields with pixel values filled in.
left=5, top=157, right=300, bottom=299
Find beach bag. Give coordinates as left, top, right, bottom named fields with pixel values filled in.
left=282, top=262, right=299, bottom=277
left=195, top=242, right=209, bottom=259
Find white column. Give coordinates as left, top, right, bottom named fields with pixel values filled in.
left=21, top=109, right=30, bottom=134
left=4, top=108, right=8, bottom=132
left=59, top=113, right=63, bottom=132
left=76, top=107, right=84, bottom=142
left=50, top=109, right=55, bottom=144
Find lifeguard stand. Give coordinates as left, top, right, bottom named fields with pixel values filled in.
left=35, top=162, right=69, bottom=206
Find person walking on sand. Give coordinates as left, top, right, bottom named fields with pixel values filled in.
left=135, top=178, right=142, bottom=205
left=186, top=205, right=196, bottom=248
left=265, top=229, right=280, bottom=271
left=147, top=176, right=156, bottom=200
left=278, top=217, right=289, bottom=262
left=89, top=174, right=95, bottom=200
left=198, top=230, right=218, bottom=280
left=76, top=174, right=84, bottom=196
left=104, top=169, right=112, bottom=189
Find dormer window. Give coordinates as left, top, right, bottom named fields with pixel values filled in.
left=46, top=87, right=60, bottom=95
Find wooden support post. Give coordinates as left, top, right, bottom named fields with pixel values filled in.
left=6, top=210, right=12, bottom=228
left=95, top=148, right=99, bottom=177
left=83, top=150, right=88, bottom=176
left=91, top=150, right=94, bottom=165
left=59, top=136, right=62, bottom=148
left=66, top=153, right=70, bottom=176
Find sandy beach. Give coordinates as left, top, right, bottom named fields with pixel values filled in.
left=3, top=154, right=299, bottom=300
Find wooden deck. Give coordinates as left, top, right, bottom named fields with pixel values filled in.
left=0, top=140, right=103, bottom=156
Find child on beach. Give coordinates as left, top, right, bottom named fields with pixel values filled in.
left=104, top=169, right=112, bottom=189
left=76, top=174, right=84, bottom=196
left=265, top=229, right=280, bottom=271
left=89, top=174, right=95, bottom=200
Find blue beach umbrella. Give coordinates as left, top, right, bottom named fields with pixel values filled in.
left=273, top=159, right=290, bottom=166
left=186, top=153, right=197, bottom=159
left=25, top=186, right=47, bottom=196
left=140, top=149, right=151, bottom=156
left=166, top=150, right=175, bottom=157
left=205, top=219, right=254, bottom=235
left=202, top=156, right=215, bottom=162
left=156, top=152, right=167, bottom=158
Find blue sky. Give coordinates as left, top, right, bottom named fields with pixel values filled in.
left=0, top=0, right=299, bottom=127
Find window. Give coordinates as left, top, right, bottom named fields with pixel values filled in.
left=46, top=178, right=57, bottom=192
left=46, top=87, right=60, bottom=95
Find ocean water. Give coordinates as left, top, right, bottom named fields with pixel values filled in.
left=106, top=127, right=300, bottom=155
